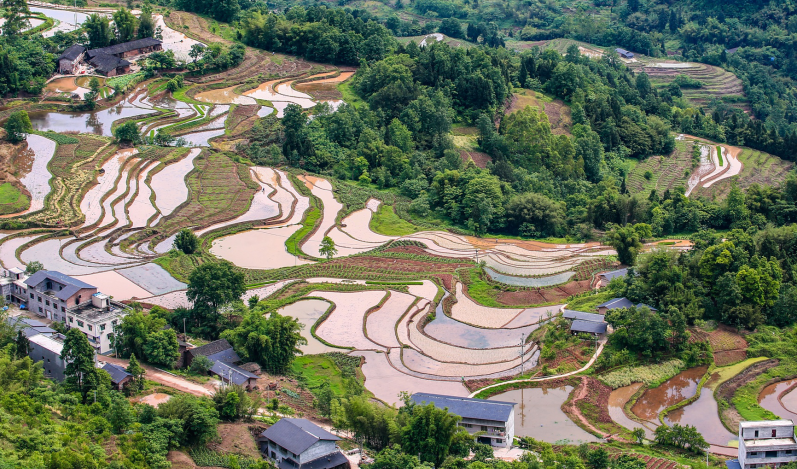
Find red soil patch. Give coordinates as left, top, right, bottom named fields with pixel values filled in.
left=496, top=279, right=592, bottom=306
left=459, top=150, right=492, bottom=168
left=714, top=350, right=748, bottom=367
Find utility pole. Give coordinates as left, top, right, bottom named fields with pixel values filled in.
left=183, top=317, right=187, bottom=343
left=519, top=334, right=525, bottom=376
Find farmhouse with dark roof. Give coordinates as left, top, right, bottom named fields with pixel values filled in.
left=258, top=418, right=350, bottom=469
left=411, top=393, right=516, bottom=447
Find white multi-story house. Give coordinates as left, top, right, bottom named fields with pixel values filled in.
left=411, top=393, right=517, bottom=448
left=65, top=293, right=128, bottom=354
left=1, top=267, right=29, bottom=306
left=738, top=420, right=797, bottom=469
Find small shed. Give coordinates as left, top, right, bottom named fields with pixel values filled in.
left=102, top=362, right=134, bottom=390
left=596, top=268, right=628, bottom=288
left=596, top=297, right=634, bottom=314
left=615, top=48, right=634, bottom=59
left=210, top=360, right=259, bottom=390
left=570, top=319, right=608, bottom=337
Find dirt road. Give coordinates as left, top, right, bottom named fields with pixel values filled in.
left=100, top=355, right=215, bottom=396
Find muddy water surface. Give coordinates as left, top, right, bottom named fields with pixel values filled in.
left=491, top=387, right=599, bottom=444
left=276, top=299, right=338, bottom=355
left=759, top=378, right=797, bottom=421
left=29, top=103, right=155, bottom=136
left=195, top=85, right=256, bottom=105
left=631, top=366, right=707, bottom=423
left=210, top=225, right=312, bottom=269
left=608, top=383, right=652, bottom=437
left=16, top=135, right=56, bottom=213
left=664, top=374, right=736, bottom=446
left=150, top=148, right=200, bottom=216
left=81, top=149, right=136, bottom=226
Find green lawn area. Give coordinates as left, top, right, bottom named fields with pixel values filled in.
left=370, top=204, right=420, bottom=236
left=0, top=183, right=22, bottom=204
left=291, top=355, right=349, bottom=396
left=566, top=289, right=615, bottom=312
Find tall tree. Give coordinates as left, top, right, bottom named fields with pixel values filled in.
left=606, top=225, right=643, bottom=265
left=84, top=14, right=113, bottom=49
left=220, top=311, right=306, bottom=374
left=144, top=329, right=180, bottom=368
left=61, top=329, right=100, bottom=403
left=2, top=0, right=29, bottom=36
left=137, top=5, right=155, bottom=39
left=186, top=261, right=245, bottom=331
left=4, top=110, right=32, bottom=143
left=113, top=8, right=138, bottom=43
left=126, top=353, right=145, bottom=391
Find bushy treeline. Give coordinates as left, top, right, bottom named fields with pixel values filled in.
left=240, top=6, right=395, bottom=65
left=0, top=35, right=55, bottom=96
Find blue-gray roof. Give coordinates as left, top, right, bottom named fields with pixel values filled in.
left=599, top=268, right=628, bottom=281
left=189, top=339, right=239, bottom=363
left=636, top=303, right=658, bottom=312
left=24, top=270, right=95, bottom=301
left=278, top=451, right=349, bottom=469
left=6, top=316, right=56, bottom=337
left=563, top=310, right=605, bottom=322
left=210, top=360, right=257, bottom=386
left=102, top=363, right=132, bottom=384
left=726, top=460, right=741, bottom=469
left=207, top=348, right=241, bottom=364
left=571, top=319, right=608, bottom=334
left=596, top=297, right=634, bottom=310
left=261, top=418, right=340, bottom=455
left=411, top=393, right=515, bottom=422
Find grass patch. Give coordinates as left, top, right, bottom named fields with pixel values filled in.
left=566, top=289, right=615, bottom=312
left=370, top=204, right=420, bottom=236
left=717, top=145, right=724, bottom=166
left=285, top=200, right=321, bottom=258
left=599, top=359, right=685, bottom=389
left=291, top=355, right=349, bottom=396
left=707, top=357, right=769, bottom=390
left=0, top=182, right=23, bottom=205
left=337, top=81, right=365, bottom=109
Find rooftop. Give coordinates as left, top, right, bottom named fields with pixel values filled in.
left=25, top=270, right=95, bottom=301
left=278, top=451, right=349, bottom=469
left=260, top=418, right=340, bottom=455
left=570, top=319, right=608, bottom=334
left=58, top=44, right=86, bottom=61
left=596, top=297, right=634, bottom=310
left=744, top=437, right=797, bottom=447
left=28, top=333, right=65, bottom=355
left=598, top=268, right=628, bottom=281
left=189, top=339, right=236, bottom=361
left=69, top=299, right=128, bottom=322
left=411, top=393, right=515, bottom=422
left=88, top=53, right=131, bottom=74
left=563, top=310, right=605, bottom=322
left=87, top=37, right=162, bottom=58
left=101, top=362, right=132, bottom=384
left=210, top=361, right=258, bottom=386
left=740, top=420, right=795, bottom=428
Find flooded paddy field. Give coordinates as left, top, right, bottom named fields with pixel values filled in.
left=631, top=366, right=707, bottom=424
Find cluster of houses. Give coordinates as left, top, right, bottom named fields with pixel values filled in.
left=57, top=37, right=163, bottom=76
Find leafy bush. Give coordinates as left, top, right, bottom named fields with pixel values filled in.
left=189, top=449, right=267, bottom=469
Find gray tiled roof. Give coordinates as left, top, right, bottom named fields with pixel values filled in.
left=87, top=37, right=162, bottom=58
left=210, top=360, right=257, bottom=386
left=598, top=268, right=628, bottom=281
left=278, top=451, right=349, bottom=469
left=24, top=270, right=95, bottom=301
left=88, top=53, right=131, bottom=74
left=570, top=319, right=608, bottom=334
left=58, top=44, right=86, bottom=61
left=102, top=363, right=132, bottom=384
left=411, top=393, right=515, bottom=422
left=563, top=310, right=605, bottom=322
left=189, top=339, right=239, bottom=363
left=261, top=418, right=340, bottom=455
left=596, top=297, right=634, bottom=310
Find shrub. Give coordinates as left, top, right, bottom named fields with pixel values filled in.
left=599, top=359, right=685, bottom=389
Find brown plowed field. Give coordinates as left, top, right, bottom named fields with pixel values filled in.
left=496, top=279, right=592, bottom=305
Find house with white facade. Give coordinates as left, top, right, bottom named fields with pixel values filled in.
left=736, top=420, right=797, bottom=469
left=65, top=293, right=128, bottom=354
left=258, top=418, right=350, bottom=469
left=411, top=392, right=517, bottom=448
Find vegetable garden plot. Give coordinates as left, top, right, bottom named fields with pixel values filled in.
left=365, top=291, right=417, bottom=348
left=352, top=350, right=468, bottom=405
left=312, top=290, right=388, bottom=350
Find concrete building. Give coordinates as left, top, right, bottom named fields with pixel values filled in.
left=411, top=393, right=516, bottom=448
left=1, top=267, right=29, bottom=305
left=28, top=333, right=70, bottom=381
left=737, top=420, right=797, bottom=469
left=24, top=270, right=98, bottom=322
left=65, top=293, right=128, bottom=354
left=57, top=44, right=86, bottom=74
left=258, top=418, right=350, bottom=469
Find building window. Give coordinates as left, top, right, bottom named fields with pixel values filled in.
left=773, top=429, right=777, bottom=437
left=38, top=307, right=42, bottom=313
left=45, top=300, right=49, bottom=306
left=69, top=317, right=73, bottom=323
left=786, top=451, right=793, bottom=455
left=37, top=296, right=41, bottom=302
left=100, top=324, right=106, bottom=332
left=766, top=451, right=778, bottom=458
left=29, top=293, right=33, bottom=299
left=88, top=325, right=92, bottom=332
left=61, top=307, right=65, bottom=312
left=481, top=426, right=488, bottom=432
left=755, top=430, right=759, bottom=438
left=750, top=452, right=758, bottom=457
left=496, top=439, right=503, bottom=444
left=461, top=423, right=472, bottom=428
left=77, top=320, right=84, bottom=327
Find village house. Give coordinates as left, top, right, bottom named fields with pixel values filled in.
left=595, top=268, right=628, bottom=288
left=731, top=420, right=797, bottom=469
left=87, top=54, right=131, bottom=77
left=596, top=297, right=657, bottom=315
left=258, top=418, right=350, bottom=469
left=27, top=333, right=71, bottom=381
left=101, top=362, right=134, bottom=390
left=57, top=44, right=86, bottom=74
left=615, top=48, right=635, bottom=59
left=7, top=316, right=56, bottom=338
left=86, top=37, right=163, bottom=59
left=24, top=271, right=128, bottom=354
left=1, top=267, right=30, bottom=306
left=411, top=393, right=516, bottom=448
left=184, top=339, right=259, bottom=390
left=562, top=309, right=609, bottom=338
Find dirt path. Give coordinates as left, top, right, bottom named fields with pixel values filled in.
left=101, top=355, right=215, bottom=396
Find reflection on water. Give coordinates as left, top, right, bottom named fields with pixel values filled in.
left=760, top=378, right=797, bottom=421
left=276, top=299, right=338, bottom=355
left=608, top=383, right=652, bottom=438
left=29, top=102, right=155, bottom=136
left=490, top=387, right=599, bottom=444
left=30, top=6, right=90, bottom=25
left=631, top=366, right=706, bottom=423
left=16, top=135, right=56, bottom=213
left=665, top=374, right=737, bottom=446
